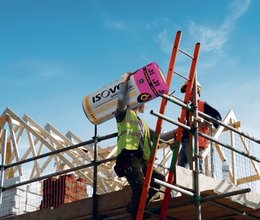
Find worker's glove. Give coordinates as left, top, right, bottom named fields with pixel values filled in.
left=122, top=72, right=132, bottom=82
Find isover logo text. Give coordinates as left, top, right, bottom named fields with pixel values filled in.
left=92, top=82, right=127, bottom=103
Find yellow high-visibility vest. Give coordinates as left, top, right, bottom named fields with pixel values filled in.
left=117, top=109, right=151, bottom=162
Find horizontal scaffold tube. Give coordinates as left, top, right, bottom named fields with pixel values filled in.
left=161, top=94, right=191, bottom=110
left=154, top=177, right=255, bottom=220
left=198, top=111, right=260, bottom=145
left=5, top=132, right=118, bottom=169
left=154, top=178, right=194, bottom=196
left=154, top=178, right=251, bottom=201
left=150, top=110, right=260, bottom=163
left=161, top=93, right=260, bottom=145
left=201, top=188, right=250, bottom=202
left=3, top=156, right=116, bottom=191
left=150, top=110, right=191, bottom=131
left=199, top=132, right=260, bottom=163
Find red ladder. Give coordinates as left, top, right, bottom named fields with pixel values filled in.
left=136, top=31, right=182, bottom=220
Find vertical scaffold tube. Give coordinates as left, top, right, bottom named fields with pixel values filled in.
left=0, top=129, right=7, bottom=204
left=193, top=76, right=202, bottom=220
left=92, top=125, right=98, bottom=219
left=160, top=43, right=201, bottom=220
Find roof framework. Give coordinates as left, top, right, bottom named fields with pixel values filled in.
left=0, top=107, right=259, bottom=195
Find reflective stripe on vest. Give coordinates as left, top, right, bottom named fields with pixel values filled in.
left=198, top=100, right=211, bottom=149
left=117, top=109, right=151, bottom=162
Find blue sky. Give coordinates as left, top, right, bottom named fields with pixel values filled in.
left=1, top=1, right=259, bottom=146
left=2, top=0, right=259, bottom=139
left=1, top=0, right=260, bottom=194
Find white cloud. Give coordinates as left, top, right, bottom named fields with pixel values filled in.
left=143, top=18, right=177, bottom=54
left=104, top=21, right=127, bottom=29
left=152, top=0, right=251, bottom=54
left=154, top=30, right=173, bottom=53
left=13, top=60, right=65, bottom=79
left=189, top=0, right=251, bottom=52
left=228, top=0, right=251, bottom=21
left=189, top=23, right=228, bottom=52
left=145, top=18, right=173, bottom=30
left=140, top=54, right=151, bottom=63
left=0, top=60, right=67, bottom=87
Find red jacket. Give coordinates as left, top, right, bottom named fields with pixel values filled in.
left=198, top=100, right=211, bottom=149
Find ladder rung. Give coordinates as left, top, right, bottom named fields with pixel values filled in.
left=174, top=71, right=189, bottom=80
left=179, top=48, right=194, bottom=59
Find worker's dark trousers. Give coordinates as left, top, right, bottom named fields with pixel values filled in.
left=123, top=154, right=165, bottom=220
left=177, top=140, right=206, bottom=174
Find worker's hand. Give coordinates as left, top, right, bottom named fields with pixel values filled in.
left=169, top=139, right=176, bottom=151
left=197, top=119, right=208, bottom=127
left=173, top=129, right=177, bottom=138
left=122, top=72, right=132, bottom=82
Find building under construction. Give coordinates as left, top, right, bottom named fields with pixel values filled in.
left=0, top=31, right=260, bottom=220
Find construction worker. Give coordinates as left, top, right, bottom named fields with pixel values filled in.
left=177, top=80, right=222, bottom=174
left=114, top=72, right=175, bottom=219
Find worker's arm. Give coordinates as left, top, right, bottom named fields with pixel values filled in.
left=160, top=129, right=177, bottom=141
left=149, top=128, right=177, bottom=141
left=204, top=102, right=222, bottom=128
left=115, top=73, right=132, bottom=123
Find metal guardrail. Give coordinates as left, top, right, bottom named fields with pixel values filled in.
left=0, top=129, right=118, bottom=219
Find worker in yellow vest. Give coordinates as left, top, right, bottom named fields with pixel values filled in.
left=114, top=73, right=175, bottom=219
left=177, top=80, right=222, bottom=174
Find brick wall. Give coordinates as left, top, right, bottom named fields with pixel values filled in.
left=40, top=174, right=87, bottom=209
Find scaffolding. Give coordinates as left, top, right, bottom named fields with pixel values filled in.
left=0, top=107, right=260, bottom=219
left=0, top=31, right=260, bottom=219
left=136, top=31, right=260, bottom=219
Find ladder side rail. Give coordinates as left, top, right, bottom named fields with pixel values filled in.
left=136, top=31, right=182, bottom=220
left=160, top=43, right=201, bottom=219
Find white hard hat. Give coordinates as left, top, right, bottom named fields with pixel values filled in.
left=181, top=80, right=201, bottom=93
